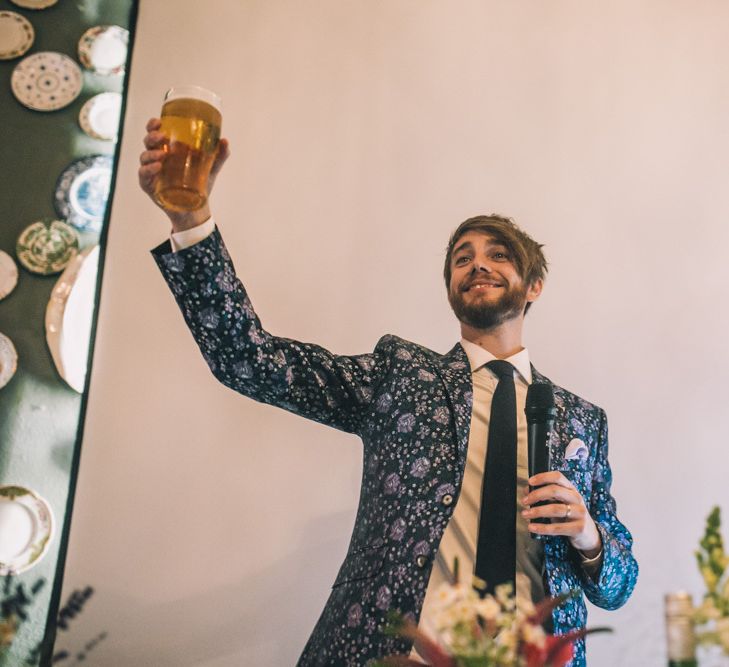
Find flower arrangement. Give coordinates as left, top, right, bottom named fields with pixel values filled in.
left=1, top=575, right=103, bottom=665
left=694, top=506, right=729, bottom=654
left=375, top=569, right=608, bottom=667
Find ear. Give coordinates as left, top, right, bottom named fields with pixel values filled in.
left=526, top=278, right=543, bottom=303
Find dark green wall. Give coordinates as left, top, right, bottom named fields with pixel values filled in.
left=0, top=1, right=136, bottom=664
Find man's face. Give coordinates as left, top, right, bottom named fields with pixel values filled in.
left=447, top=231, right=541, bottom=330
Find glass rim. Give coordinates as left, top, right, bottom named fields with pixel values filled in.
left=164, top=85, right=221, bottom=111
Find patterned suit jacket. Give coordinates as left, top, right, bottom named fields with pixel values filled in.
left=153, top=229, right=638, bottom=667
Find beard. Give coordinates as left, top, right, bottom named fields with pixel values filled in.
left=448, top=283, right=528, bottom=331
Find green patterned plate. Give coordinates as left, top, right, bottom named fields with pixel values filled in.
left=16, top=220, right=79, bottom=275
left=0, top=485, right=54, bottom=575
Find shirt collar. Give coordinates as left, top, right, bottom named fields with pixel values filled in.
left=459, top=338, right=532, bottom=384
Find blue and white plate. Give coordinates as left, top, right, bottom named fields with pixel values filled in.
left=54, top=155, right=113, bottom=232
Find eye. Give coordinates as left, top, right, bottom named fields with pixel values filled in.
left=454, top=256, right=470, bottom=265
left=492, top=251, right=510, bottom=261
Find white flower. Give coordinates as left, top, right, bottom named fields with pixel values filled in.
left=522, top=621, right=547, bottom=648
left=476, top=595, right=501, bottom=621
left=495, top=582, right=516, bottom=610
left=716, top=617, right=729, bottom=652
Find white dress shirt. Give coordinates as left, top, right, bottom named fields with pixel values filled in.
left=414, top=340, right=545, bottom=644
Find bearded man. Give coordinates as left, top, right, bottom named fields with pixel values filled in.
left=139, top=118, right=637, bottom=667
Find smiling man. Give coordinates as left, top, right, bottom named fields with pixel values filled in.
left=139, top=121, right=637, bottom=666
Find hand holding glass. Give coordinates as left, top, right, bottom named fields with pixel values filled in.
left=153, top=85, right=222, bottom=212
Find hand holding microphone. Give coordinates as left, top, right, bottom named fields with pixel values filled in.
left=522, top=383, right=601, bottom=555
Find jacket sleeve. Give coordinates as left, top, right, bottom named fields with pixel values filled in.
left=152, top=227, right=390, bottom=435
left=578, top=408, right=638, bottom=609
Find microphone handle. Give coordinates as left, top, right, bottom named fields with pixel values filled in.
left=528, top=418, right=554, bottom=525
left=527, top=420, right=552, bottom=479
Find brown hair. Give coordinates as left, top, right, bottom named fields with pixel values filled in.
left=443, top=214, right=548, bottom=312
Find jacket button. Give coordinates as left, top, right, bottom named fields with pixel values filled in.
left=415, top=555, right=428, bottom=568
left=442, top=494, right=453, bottom=506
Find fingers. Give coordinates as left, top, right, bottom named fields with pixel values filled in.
left=210, top=138, right=230, bottom=177
left=523, top=482, right=579, bottom=507
left=139, top=149, right=165, bottom=165
left=138, top=142, right=166, bottom=196
left=138, top=161, right=162, bottom=195
left=146, top=117, right=161, bottom=132
left=526, top=518, right=582, bottom=536
left=144, top=130, right=167, bottom=150
left=528, top=471, right=574, bottom=490
left=523, top=501, right=583, bottom=522
left=524, top=501, right=587, bottom=537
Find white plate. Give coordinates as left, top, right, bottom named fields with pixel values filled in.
left=79, top=92, right=122, bottom=141
left=0, top=485, right=54, bottom=575
left=0, top=332, right=18, bottom=390
left=46, top=246, right=99, bottom=393
left=11, top=51, right=83, bottom=112
left=0, top=11, right=34, bottom=60
left=9, top=0, right=58, bottom=9
left=0, top=250, right=19, bottom=300
left=78, top=25, right=128, bottom=75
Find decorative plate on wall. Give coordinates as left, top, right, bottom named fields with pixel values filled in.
left=54, top=155, right=113, bottom=232
left=16, top=220, right=79, bottom=275
left=0, top=332, right=18, bottom=390
left=0, top=485, right=54, bottom=575
left=0, top=11, right=34, bottom=60
left=79, top=92, right=122, bottom=141
left=78, top=25, right=128, bottom=75
left=9, top=0, right=58, bottom=9
left=46, top=245, right=99, bottom=393
left=0, top=251, right=19, bottom=300
left=11, top=51, right=83, bottom=111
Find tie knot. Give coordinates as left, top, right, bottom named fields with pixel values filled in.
left=486, top=359, right=514, bottom=380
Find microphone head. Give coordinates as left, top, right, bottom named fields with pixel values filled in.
left=525, top=383, right=556, bottom=423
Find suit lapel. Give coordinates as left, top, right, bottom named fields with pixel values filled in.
left=433, top=342, right=473, bottom=460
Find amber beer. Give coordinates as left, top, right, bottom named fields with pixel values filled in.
left=154, top=86, right=222, bottom=211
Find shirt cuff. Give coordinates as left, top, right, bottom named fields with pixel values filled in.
left=169, top=217, right=216, bottom=252
left=578, top=546, right=603, bottom=578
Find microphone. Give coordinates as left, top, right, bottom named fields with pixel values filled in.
left=525, top=383, right=555, bottom=481
left=525, top=384, right=555, bottom=525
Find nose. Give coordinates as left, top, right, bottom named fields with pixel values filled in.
left=470, top=257, right=493, bottom=273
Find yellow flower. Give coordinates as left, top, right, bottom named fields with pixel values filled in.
left=0, top=617, right=18, bottom=648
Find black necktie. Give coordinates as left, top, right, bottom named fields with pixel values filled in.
left=475, top=359, right=517, bottom=596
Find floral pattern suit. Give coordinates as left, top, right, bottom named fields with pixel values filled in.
left=153, top=229, right=638, bottom=667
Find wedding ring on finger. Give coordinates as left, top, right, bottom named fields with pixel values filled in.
left=563, top=503, right=572, bottom=519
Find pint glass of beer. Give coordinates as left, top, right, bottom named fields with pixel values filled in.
left=154, top=85, right=222, bottom=211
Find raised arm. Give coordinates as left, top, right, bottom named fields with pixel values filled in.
left=139, top=119, right=390, bottom=435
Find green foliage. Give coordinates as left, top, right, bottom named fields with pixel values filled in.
left=695, top=506, right=729, bottom=617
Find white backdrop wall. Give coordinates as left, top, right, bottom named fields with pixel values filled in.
left=60, top=1, right=729, bottom=665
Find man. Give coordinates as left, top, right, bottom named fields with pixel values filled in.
left=139, top=119, right=637, bottom=666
